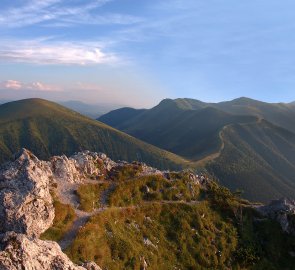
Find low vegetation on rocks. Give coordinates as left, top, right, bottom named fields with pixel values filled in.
left=58, top=157, right=295, bottom=270
left=108, top=174, right=200, bottom=207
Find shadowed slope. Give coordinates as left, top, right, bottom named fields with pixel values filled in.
left=207, top=120, right=295, bottom=202
left=99, top=97, right=295, bottom=201
left=99, top=99, right=256, bottom=160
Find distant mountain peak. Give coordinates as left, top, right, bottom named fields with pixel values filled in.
left=229, top=97, right=261, bottom=105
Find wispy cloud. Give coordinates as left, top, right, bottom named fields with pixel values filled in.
left=0, top=39, right=119, bottom=65
left=0, top=0, right=142, bottom=28
left=0, top=80, right=61, bottom=91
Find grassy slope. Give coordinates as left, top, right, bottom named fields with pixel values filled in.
left=0, top=99, right=187, bottom=170
left=99, top=98, right=295, bottom=202
left=98, top=107, right=147, bottom=127
left=63, top=171, right=295, bottom=270
left=100, top=99, right=256, bottom=160
left=207, top=120, right=295, bottom=202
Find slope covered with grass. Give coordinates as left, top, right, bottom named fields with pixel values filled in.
left=207, top=120, right=295, bottom=202
left=62, top=170, right=295, bottom=270
left=100, top=99, right=256, bottom=160
left=0, top=99, right=187, bottom=169
left=99, top=97, right=295, bottom=202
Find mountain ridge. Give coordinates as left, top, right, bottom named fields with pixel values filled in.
left=0, top=98, right=188, bottom=170
left=99, top=97, right=295, bottom=202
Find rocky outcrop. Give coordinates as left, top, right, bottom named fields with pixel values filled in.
left=0, top=232, right=85, bottom=270
left=51, top=155, right=80, bottom=184
left=0, top=149, right=54, bottom=237
left=258, top=198, right=295, bottom=235
left=50, top=151, right=117, bottom=184
left=0, top=149, right=102, bottom=270
left=0, top=232, right=102, bottom=270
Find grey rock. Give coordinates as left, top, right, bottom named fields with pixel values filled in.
left=0, top=149, right=103, bottom=270
left=0, top=149, right=54, bottom=237
left=81, top=261, right=102, bottom=270
left=0, top=232, right=101, bottom=270
left=51, top=155, right=81, bottom=183
left=258, top=198, right=295, bottom=235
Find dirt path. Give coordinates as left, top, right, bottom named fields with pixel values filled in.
left=194, top=116, right=262, bottom=167
left=194, top=125, right=227, bottom=167
left=58, top=210, right=91, bottom=250
left=56, top=176, right=202, bottom=251
left=57, top=179, right=114, bottom=250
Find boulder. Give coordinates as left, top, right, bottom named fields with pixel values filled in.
left=0, top=232, right=101, bottom=270
left=0, top=149, right=54, bottom=237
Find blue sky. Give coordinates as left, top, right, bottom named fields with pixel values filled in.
left=0, top=0, right=295, bottom=107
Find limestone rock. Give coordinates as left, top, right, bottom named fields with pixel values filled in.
left=50, top=151, right=117, bottom=183
left=258, top=198, right=295, bottom=235
left=0, top=232, right=101, bottom=270
left=51, top=155, right=81, bottom=183
left=0, top=149, right=54, bottom=237
left=81, top=261, right=102, bottom=270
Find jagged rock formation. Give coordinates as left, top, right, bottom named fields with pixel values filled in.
left=258, top=198, right=295, bottom=235
left=50, top=151, right=117, bottom=184
left=0, top=149, right=102, bottom=270
left=0, top=149, right=54, bottom=237
left=0, top=232, right=90, bottom=270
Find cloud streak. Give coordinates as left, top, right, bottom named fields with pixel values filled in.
left=0, top=0, right=142, bottom=28
left=0, top=39, right=119, bottom=65
left=0, top=80, right=61, bottom=91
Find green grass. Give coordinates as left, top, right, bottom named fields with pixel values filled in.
left=41, top=199, right=76, bottom=242
left=64, top=172, right=295, bottom=270
left=66, top=202, right=238, bottom=270
left=207, top=121, right=295, bottom=202
left=108, top=174, right=200, bottom=207
left=77, top=183, right=110, bottom=212
left=109, top=163, right=144, bottom=181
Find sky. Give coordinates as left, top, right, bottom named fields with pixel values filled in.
left=0, top=0, right=295, bottom=107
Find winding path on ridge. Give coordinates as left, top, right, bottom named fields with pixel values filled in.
left=194, top=117, right=262, bottom=167
left=194, top=125, right=227, bottom=167
left=56, top=178, right=111, bottom=250
left=56, top=178, right=201, bottom=250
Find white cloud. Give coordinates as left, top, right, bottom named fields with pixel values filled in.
left=0, top=80, right=61, bottom=91
left=0, top=40, right=119, bottom=65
